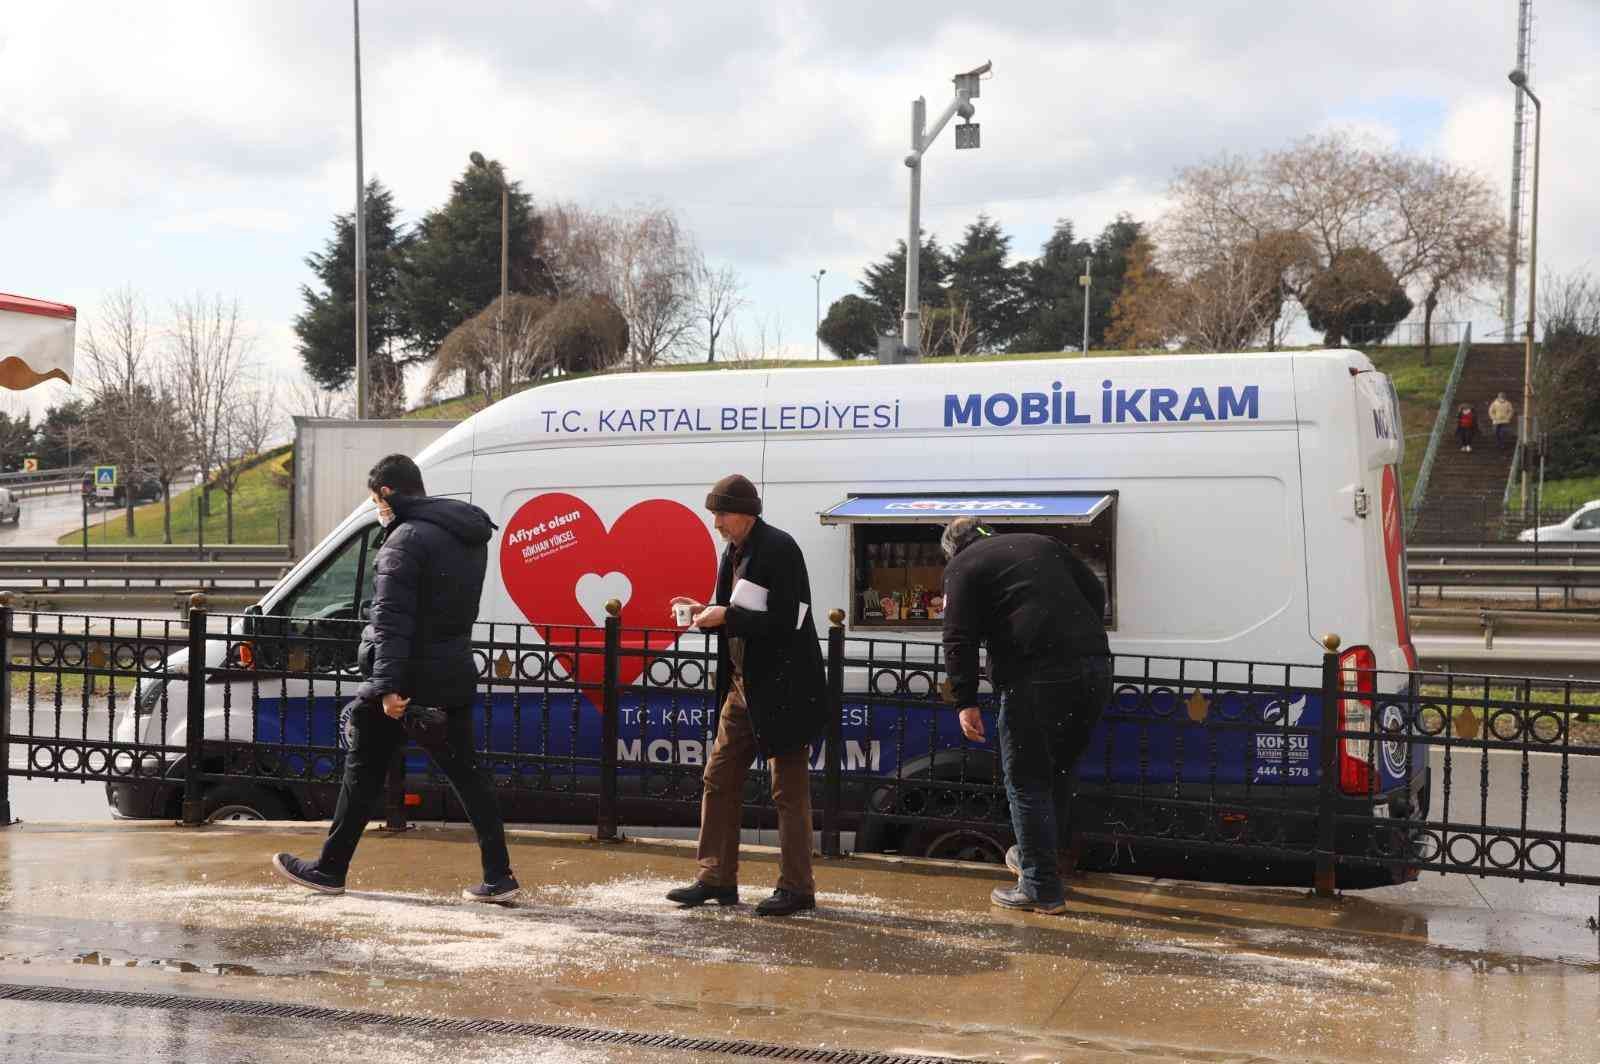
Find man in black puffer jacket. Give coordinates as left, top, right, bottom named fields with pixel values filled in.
left=272, top=455, right=518, bottom=903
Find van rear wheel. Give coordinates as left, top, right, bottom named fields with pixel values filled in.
left=896, top=825, right=1007, bottom=864
left=202, top=785, right=288, bottom=823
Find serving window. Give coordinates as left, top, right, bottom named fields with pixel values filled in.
left=820, top=493, right=1117, bottom=630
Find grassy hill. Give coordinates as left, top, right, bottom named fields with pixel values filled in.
left=59, top=449, right=292, bottom=546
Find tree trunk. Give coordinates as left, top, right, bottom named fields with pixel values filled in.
left=226, top=490, right=235, bottom=544
left=162, top=483, right=173, bottom=544
left=1421, top=292, right=1438, bottom=367
left=707, top=330, right=716, bottom=363
left=124, top=497, right=135, bottom=536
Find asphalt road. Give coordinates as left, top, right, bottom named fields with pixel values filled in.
left=0, top=490, right=93, bottom=547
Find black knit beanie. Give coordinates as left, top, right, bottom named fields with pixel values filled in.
left=705, top=473, right=762, bottom=516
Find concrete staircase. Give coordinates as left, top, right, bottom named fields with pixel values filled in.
left=1410, top=344, right=1525, bottom=544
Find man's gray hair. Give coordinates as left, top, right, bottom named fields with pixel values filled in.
left=941, top=516, right=989, bottom=560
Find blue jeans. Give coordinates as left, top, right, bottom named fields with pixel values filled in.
left=998, top=657, right=1112, bottom=904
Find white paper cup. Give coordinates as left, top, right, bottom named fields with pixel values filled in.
left=673, top=603, right=695, bottom=627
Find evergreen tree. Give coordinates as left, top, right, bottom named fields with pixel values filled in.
left=947, top=213, right=1026, bottom=352
left=1011, top=219, right=1092, bottom=352
left=817, top=294, right=881, bottom=359
left=859, top=234, right=948, bottom=335
left=35, top=400, right=87, bottom=469
left=399, top=161, right=556, bottom=356
left=294, top=179, right=413, bottom=393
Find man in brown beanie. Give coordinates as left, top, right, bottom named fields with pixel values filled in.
left=666, top=474, right=827, bottom=917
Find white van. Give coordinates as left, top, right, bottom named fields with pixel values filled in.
left=111, top=350, right=1425, bottom=881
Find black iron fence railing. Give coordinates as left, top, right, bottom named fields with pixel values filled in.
left=2, top=595, right=1597, bottom=894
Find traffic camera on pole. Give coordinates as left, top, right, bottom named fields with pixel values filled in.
left=888, top=61, right=991, bottom=364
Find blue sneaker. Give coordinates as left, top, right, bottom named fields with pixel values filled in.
left=462, top=875, right=521, bottom=905
left=991, top=885, right=1067, bottom=915
left=271, top=853, right=345, bottom=895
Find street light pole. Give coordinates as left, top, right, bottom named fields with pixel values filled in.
left=1509, top=68, right=1541, bottom=517
left=811, top=269, right=826, bottom=360
left=899, top=61, right=990, bottom=362
left=352, top=0, right=369, bottom=419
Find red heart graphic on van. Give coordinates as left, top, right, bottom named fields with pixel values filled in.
left=499, top=493, right=719, bottom=705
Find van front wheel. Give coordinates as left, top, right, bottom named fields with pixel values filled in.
left=202, top=785, right=288, bottom=823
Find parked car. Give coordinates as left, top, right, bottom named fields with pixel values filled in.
left=1517, top=500, right=1600, bottom=543
left=0, top=487, right=20, bottom=525
left=80, top=470, right=164, bottom=507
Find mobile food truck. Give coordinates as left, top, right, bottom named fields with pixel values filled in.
left=110, top=350, right=1424, bottom=884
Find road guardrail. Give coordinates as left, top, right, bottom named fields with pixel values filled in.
left=0, top=545, right=292, bottom=563
left=0, top=560, right=290, bottom=592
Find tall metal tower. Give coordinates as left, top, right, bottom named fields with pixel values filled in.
left=1503, top=0, right=1536, bottom=339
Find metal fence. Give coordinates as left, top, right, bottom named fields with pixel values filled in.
left=3, top=597, right=1597, bottom=894
left=1349, top=321, right=1469, bottom=347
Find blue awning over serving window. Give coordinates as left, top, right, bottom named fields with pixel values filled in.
left=820, top=493, right=1114, bottom=525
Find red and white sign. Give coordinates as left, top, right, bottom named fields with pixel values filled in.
left=0, top=293, right=76, bottom=391
left=500, top=492, right=719, bottom=703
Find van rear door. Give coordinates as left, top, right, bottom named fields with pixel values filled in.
left=1352, top=368, right=1418, bottom=797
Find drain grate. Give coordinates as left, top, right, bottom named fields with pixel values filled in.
left=0, top=982, right=980, bottom=1064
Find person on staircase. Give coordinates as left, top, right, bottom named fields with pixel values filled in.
left=1455, top=404, right=1477, bottom=453
left=1489, top=392, right=1515, bottom=451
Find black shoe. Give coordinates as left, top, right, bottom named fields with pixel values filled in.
left=462, top=875, right=521, bottom=904
left=754, top=888, right=816, bottom=917
left=271, top=853, right=345, bottom=895
left=666, top=881, right=739, bottom=907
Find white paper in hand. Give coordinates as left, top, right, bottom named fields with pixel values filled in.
left=729, top=579, right=768, bottom=612
left=730, top=579, right=809, bottom=630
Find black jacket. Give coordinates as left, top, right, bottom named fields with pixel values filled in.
left=941, top=532, right=1109, bottom=707
left=357, top=495, right=496, bottom=707
left=714, top=518, right=827, bottom=757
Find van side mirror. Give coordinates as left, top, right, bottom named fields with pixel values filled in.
left=241, top=603, right=263, bottom=637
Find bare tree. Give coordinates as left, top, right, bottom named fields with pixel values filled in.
left=287, top=371, right=354, bottom=419
left=941, top=293, right=978, bottom=357
left=1540, top=269, right=1600, bottom=338
left=143, top=366, right=196, bottom=544
left=426, top=293, right=555, bottom=404
left=212, top=381, right=280, bottom=543
left=169, top=294, right=252, bottom=550
left=726, top=312, right=786, bottom=367
left=1381, top=155, right=1504, bottom=361
left=694, top=257, right=746, bottom=363
left=1161, top=132, right=1505, bottom=351
left=79, top=287, right=159, bottom=535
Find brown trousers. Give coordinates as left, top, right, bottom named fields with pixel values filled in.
left=696, top=681, right=815, bottom=895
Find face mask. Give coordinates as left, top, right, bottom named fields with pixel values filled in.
left=377, top=510, right=395, bottom=529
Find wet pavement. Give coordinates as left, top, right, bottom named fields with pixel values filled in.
left=1, top=822, right=1597, bottom=1063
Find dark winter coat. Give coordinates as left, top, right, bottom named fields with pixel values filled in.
left=713, top=518, right=828, bottom=757
left=941, top=532, right=1109, bottom=707
left=356, top=494, right=496, bottom=707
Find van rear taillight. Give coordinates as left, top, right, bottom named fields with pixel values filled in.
left=1338, top=645, right=1377, bottom=795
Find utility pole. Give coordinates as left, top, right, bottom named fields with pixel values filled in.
left=352, top=0, right=369, bottom=419
left=1080, top=259, right=1093, bottom=355
left=1503, top=0, right=1534, bottom=340
left=896, top=61, right=990, bottom=363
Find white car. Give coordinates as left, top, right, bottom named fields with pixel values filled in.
left=1518, top=499, right=1600, bottom=542
left=0, top=488, right=20, bottom=525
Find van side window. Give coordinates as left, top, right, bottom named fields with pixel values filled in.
left=1575, top=509, right=1600, bottom=531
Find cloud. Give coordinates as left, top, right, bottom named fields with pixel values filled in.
left=2, top=0, right=1597, bottom=413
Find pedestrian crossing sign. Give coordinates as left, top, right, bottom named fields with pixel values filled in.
left=95, top=465, right=117, bottom=497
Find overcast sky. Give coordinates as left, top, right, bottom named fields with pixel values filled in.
left=3, top=1, right=1596, bottom=419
